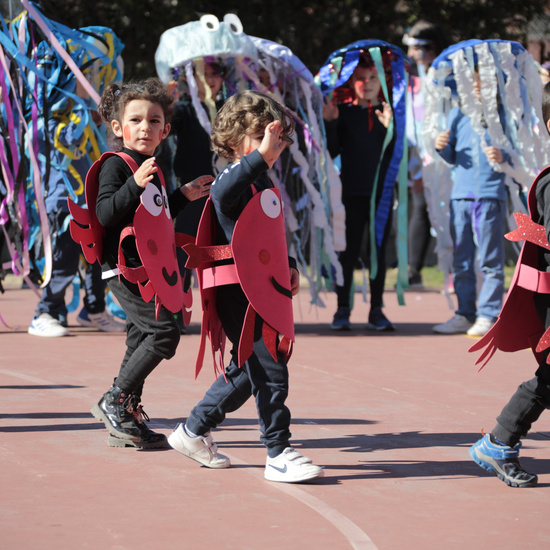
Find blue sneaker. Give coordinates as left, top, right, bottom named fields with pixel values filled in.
left=469, top=434, right=538, bottom=488
left=366, top=307, right=395, bottom=332
left=331, top=307, right=351, bottom=331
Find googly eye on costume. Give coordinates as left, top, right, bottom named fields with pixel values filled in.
left=141, top=184, right=167, bottom=217
left=260, top=189, right=281, bottom=219
left=200, top=14, right=220, bottom=32
left=224, top=14, right=243, bottom=35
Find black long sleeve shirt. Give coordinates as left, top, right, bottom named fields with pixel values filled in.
left=96, top=147, right=189, bottom=275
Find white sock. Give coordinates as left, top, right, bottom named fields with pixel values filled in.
left=184, top=424, right=199, bottom=438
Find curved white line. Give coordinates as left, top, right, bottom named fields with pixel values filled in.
left=0, top=368, right=378, bottom=549
left=226, top=454, right=378, bottom=550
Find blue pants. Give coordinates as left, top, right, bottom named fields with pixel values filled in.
left=450, top=198, right=506, bottom=322
left=35, top=213, right=106, bottom=319
left=186, top=284, right=292, bottom=458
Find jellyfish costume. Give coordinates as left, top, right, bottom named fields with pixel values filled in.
left=0, top=0, right=123, bottom=296
left=154, top=14, right=345, bottom=306
left=316, top=39, right=410, bottom=304
left=423, top=39, right=550, bottom=291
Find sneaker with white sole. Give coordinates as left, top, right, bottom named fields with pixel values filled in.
left=467, top=317, right=495, bottom=337
left=168, top=423, right=230, bottom=468
left=432, top=314, right=473, bottom=334
left=77, top=309, right=125, bottom=332
left=28, top=313, right=69, bottom=337
left=265, top=447, right=324, bottom=483
left=469, top=433, right=537, bottom=488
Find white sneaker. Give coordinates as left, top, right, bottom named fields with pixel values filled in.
left=265, top=447, right=324, bottom=483
left=432, top=314, right=473, bottom=334
left=77, top=309, right=125, bottom=332
left=467, top=317, right=495, bottom=337
left=168, top=423, right=230, bottom=469
left=28, top=313, right=69, bottom=337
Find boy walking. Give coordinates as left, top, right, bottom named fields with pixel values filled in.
left=168, top=91, right=324, bottom=483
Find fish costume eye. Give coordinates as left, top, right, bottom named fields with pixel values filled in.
left=141, top=184, right=166, bottom=217
left=200, top=14, right=220, bottom=32
left=224, top=14, right=243, bottom=35
left=260, top=189, right=281, bottom=219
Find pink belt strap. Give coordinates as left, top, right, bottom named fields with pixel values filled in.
left=517, top=264, right=550, bottom=294
left=201, top=264, right=239, bottom=289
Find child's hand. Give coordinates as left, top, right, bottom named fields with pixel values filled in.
left=134, top=157, right=158, bottom=188
left=375, top=101, right=392, bottom=129
left=290, top=267, right=300, bottom=296
left=323, top=97, right=339, bottom=121
left=485, top=146, right=503, bottom=164
left=435, top=130, right=450, bottom=151
left=181, top=175, right=214, bottom=201
left=258, top=120, right=287, bottom=168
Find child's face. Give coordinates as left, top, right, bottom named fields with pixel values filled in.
left=351, top=66, right=381, bottom=105
left=196, top=63, right=223, bottom=100
left=407, top=44, right=436, bottom=67
left=112, top=99, right=170, bottom=156
left=233, top=130, right=265, bottom=161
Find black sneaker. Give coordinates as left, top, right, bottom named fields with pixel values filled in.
left=331, top=307, right=351, bottom=330
left=408, top=273, right=424, bottom=289
left=366, top=308, right=395, bottom=331
left=469, top=434, right=538, bottom=488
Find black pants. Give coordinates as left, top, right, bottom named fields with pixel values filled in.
left=336, top=196, right=391, bottom=310
left=186, top=284, right=292, bottom=458
left=492, top=361, right=550, bottom=447
left=107, top=277, right=180, bottom=396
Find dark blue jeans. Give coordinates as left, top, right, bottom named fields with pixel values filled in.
left=108, top=277, right=180, bottom=396
left=186, top=284, right=292, bottom=458
left=450, top=198, right=506, bottom=322
left=35, top=212, right=106, bottom=318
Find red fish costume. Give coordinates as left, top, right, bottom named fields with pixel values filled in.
left=183, top=187, right=294, bottom=379
left=470, top=167, right=550, bottom=368
left=68, top=152, right=193, bottom=321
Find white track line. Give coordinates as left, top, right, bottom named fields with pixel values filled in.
left=1, top=367, right=378, bottom=549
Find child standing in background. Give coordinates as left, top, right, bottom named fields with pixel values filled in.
left=88, top=78, right=212, bottom=448
left=168, top=90, right=324, bottom=483
left=432, top=68, right=510, bottom=337
left=323, top=52, right=395, bottom=332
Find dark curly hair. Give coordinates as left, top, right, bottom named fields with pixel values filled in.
left=98, top=77, right=174, bottom=150
left=211, top=90, right=294, bottom=161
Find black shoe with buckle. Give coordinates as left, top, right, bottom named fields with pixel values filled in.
left=92, top=385, right=141, bottom=441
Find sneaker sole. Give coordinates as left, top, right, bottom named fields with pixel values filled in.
left=91, top=404, right=141, bottom=442
left=366, top=323, right=395, bottom=332
left=469, top=446, right=538, bottom=488
left=265, top=467, right=324, bottom=483
left=28, top=327, right=69, bottom=337
left=330, top=324, right=351, bottom=331
left=432, top=328, right=470, bottom=334
left=167, top=431, right=231, bottom=469
left=108, top=434, right=169, bottom=449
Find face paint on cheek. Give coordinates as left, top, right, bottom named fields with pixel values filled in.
left=123, top=125, right=131, bottom=142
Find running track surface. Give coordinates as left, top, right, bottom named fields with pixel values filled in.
left=2, top=282, right=550, bottom=549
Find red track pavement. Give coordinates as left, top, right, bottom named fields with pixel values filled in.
left=2, top=281, right=550, bottom=549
